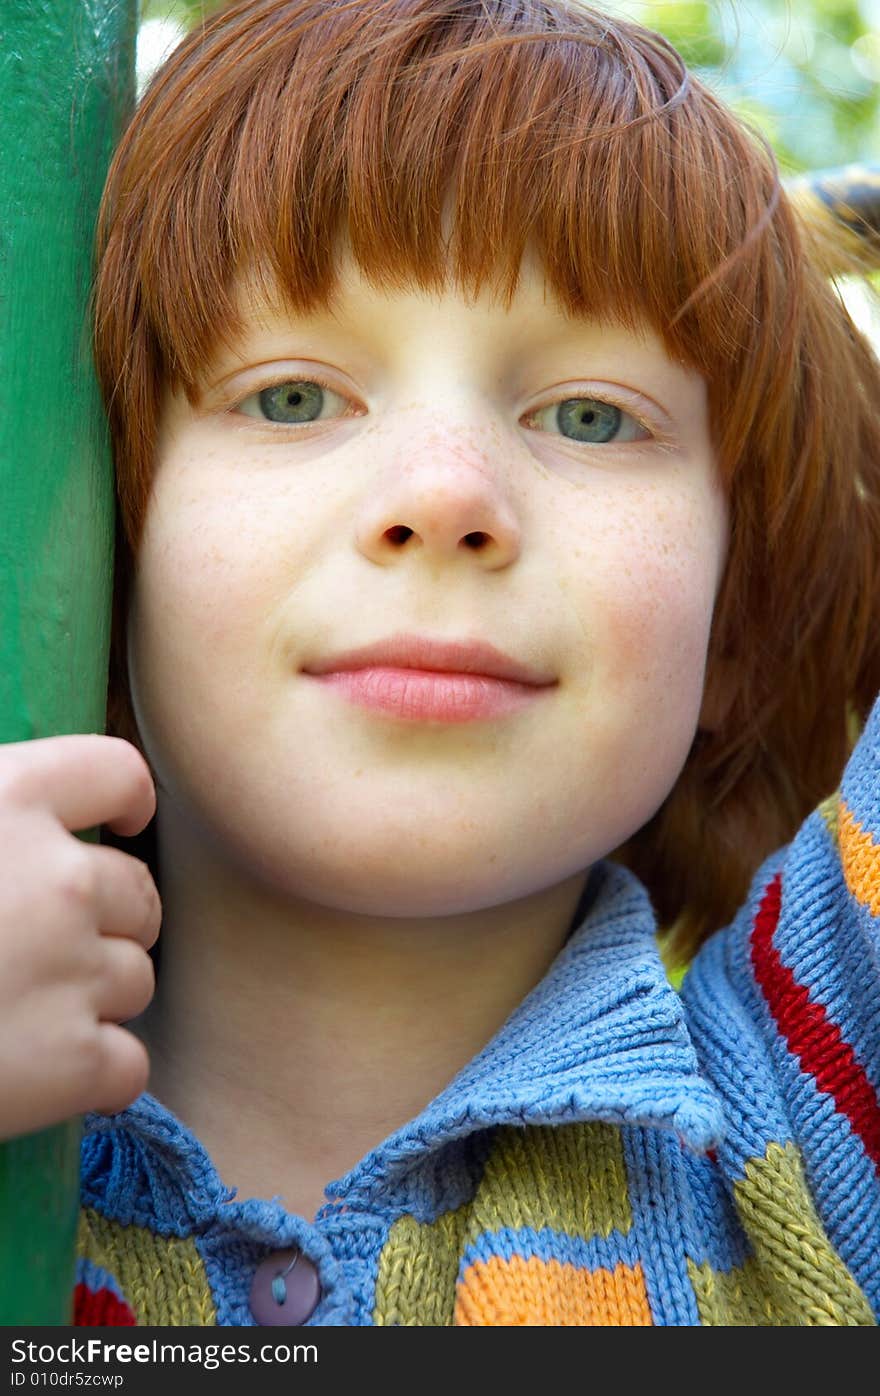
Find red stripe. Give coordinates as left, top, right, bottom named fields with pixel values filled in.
left=750, top=872, right=880, bottom=1174
left=73, top=1283, right=136, bottom=1326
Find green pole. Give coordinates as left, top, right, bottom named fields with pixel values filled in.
left=0, top=0, right=136, bottom=1324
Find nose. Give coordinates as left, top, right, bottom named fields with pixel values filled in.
left=354, top=427, right=522, bottom=570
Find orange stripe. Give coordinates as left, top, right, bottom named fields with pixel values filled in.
left=839, top=800, right=880, bottom=917
left=454, top=1255, right=653, bottom=1326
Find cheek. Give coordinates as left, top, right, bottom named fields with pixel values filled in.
left=567, top=488, right=723, bottom=715
left=125, top=495, right=275, bottom=754
left=132, top=472, right=305, bottom=660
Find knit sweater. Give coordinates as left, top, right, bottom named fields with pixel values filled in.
left=74, top=698, right=880, bottom=1326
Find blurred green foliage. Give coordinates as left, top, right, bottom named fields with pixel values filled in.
left=141, top=0, right=224, bottom=22
left=612, top=0, right=880, bottom=171
left=140, top=0, right=880, bottom=171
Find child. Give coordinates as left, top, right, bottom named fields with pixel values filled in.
left=1, top=0, right=879, bottom=1326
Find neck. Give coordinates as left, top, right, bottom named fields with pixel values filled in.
left=132, top=800, right=590, bottom=1219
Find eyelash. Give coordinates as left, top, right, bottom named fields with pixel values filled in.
left=227, top=375, right=660, bottom=443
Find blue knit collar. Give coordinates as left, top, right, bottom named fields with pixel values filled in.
left=83, top=860, right=722, bottom=1224
left=329, top=860, right=723, bottom=1206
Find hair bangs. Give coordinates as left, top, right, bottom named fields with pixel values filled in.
left=101, top=0, right=783, bottom=416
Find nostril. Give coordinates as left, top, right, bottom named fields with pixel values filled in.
left=385, top=525, right=414, bottom=545
left=462, top=531, right=488, bottom=549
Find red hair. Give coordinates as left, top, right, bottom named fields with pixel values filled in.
left=93, top=0, right=880, bottom=958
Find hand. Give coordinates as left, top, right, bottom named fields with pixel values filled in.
left=0, top=735, right=161, bottom=1140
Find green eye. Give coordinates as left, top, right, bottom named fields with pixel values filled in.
left=529, top=396, right=649, bottom=445
left=236, top=377, right=353, bottom=425
left=557, top=399, right=621, bottom=442
left=258, top=381, right=325, bottom=423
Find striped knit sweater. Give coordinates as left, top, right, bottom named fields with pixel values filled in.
left=74, top=696, right=880, bottom=1326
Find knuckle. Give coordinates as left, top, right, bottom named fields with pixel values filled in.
left=0, top=756, right=31, bottom=810
left=135, top=854, right=159, bottom=899
left=55, top=847, right=98, bottom=909
left=145, top=890, right=163, bottom=940
left=131, top=858, right=162, bottom=936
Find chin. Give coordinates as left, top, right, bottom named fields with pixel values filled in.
left=255, top=838, right=536, bottom=919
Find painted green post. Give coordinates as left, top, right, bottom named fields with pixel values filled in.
left=0, top=0, right=137, bottom=1324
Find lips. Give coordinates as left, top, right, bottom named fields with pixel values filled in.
left=302, top=633, right=556, bottom=687
left=301, top=633, right=557, bottom=723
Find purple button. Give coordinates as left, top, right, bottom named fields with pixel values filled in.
left=249, top=1248, right=321, bottom=1325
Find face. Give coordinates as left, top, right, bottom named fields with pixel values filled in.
left=127, top=255, right=728, bottom=917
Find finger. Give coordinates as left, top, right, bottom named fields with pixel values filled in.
left=86, top=843, right=162, bottom=949
left=92, top=935, right=157, bottom=1025
left=46, top=840, right=162, bottom=953
left=81, top=1024, right=151, bottom=1117
left=1, top=734, right=156, bottom=838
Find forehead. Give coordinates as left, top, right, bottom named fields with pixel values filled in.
left=203, top=249, right=694, bottom=387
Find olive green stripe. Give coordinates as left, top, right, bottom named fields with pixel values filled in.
left=689, top=1142, right=873, bottom=1325
left=78, top=1209, right=217, bottom=1326
left=464, top=1122, right=632, bottom=1245
left=374, top=1205, right=469, bottom=1326
left=817, top=792, right=840, bottom=845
